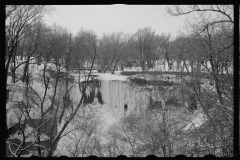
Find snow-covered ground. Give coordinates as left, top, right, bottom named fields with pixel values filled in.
left=6, top=59, right=221, bottom=156
left=96, top=73, right=129, bottom=81
left=123, top=67, right=142, bottom=72
left=86, top=103, right=118, bottom=144
left=6, top=60, right=66, bottom=127
left=182, top=108, right=208, bottom=132
left=69, top=72, right=129, bottom=83
left=56, top=102, right=118, bottom=156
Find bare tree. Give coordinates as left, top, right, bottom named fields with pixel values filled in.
left=156, top=33, right=172, bottom=69
left=132, top=27, right=158, bottom=70
left=5, top=5, right=53, bottom=84
left=47, top=29, right=98, bottom=157
left=96, top=32, right=127, bottom=73
left=166, top=5, right=233, bottom=156
left=6, top=22, right=98, bottom=157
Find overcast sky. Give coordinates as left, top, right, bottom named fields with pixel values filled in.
left=43, top=5, right=188, bottom=39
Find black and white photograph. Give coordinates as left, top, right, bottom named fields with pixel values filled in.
left=5, top=5, right=234, bottom=157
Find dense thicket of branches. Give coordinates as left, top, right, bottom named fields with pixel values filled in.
left=165, top=5, right=233, bottom=156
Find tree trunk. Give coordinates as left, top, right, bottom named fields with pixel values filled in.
left=147, top=59, right=151, bottom=69
left=20, top=50, right=23, bottom=60
left=120, top=63, right=124, bottom=71
left=13, top=52, right=16, bottom=83
left=214, top=76, right=224, bottom=104
left=209, top=56, right=224, bottom=104
left=190, top=61, right=194, bottom=74
left=112, top=59, right=120, bottom=74
left=37, top=130, right=41, bottom=156
left=59, top=102, right=66, bottom=124
left=141, top=60, right=145, bottom=71
left=22, top=56, right=31, bottom=82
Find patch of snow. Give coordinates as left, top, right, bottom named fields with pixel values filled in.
left=124, top=67, right=142, bottom=72
left=96, top=73, right=129, bottom=81
left=113, top=71, right=122, bottom=74
left=200, top=78, right=216, bottom=92
left=183, top=109, right=207, bottom=132
left=9, top=92, right=24, bottom=102
left=84, top=103, right=117, bottom=134
left=7, top=105, right=24, bottom=128
left=7, top=76, right=12, bottom=84
left=92, top=97, right=99, bottom=105
left=98, top=104, right=117, bottom=133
